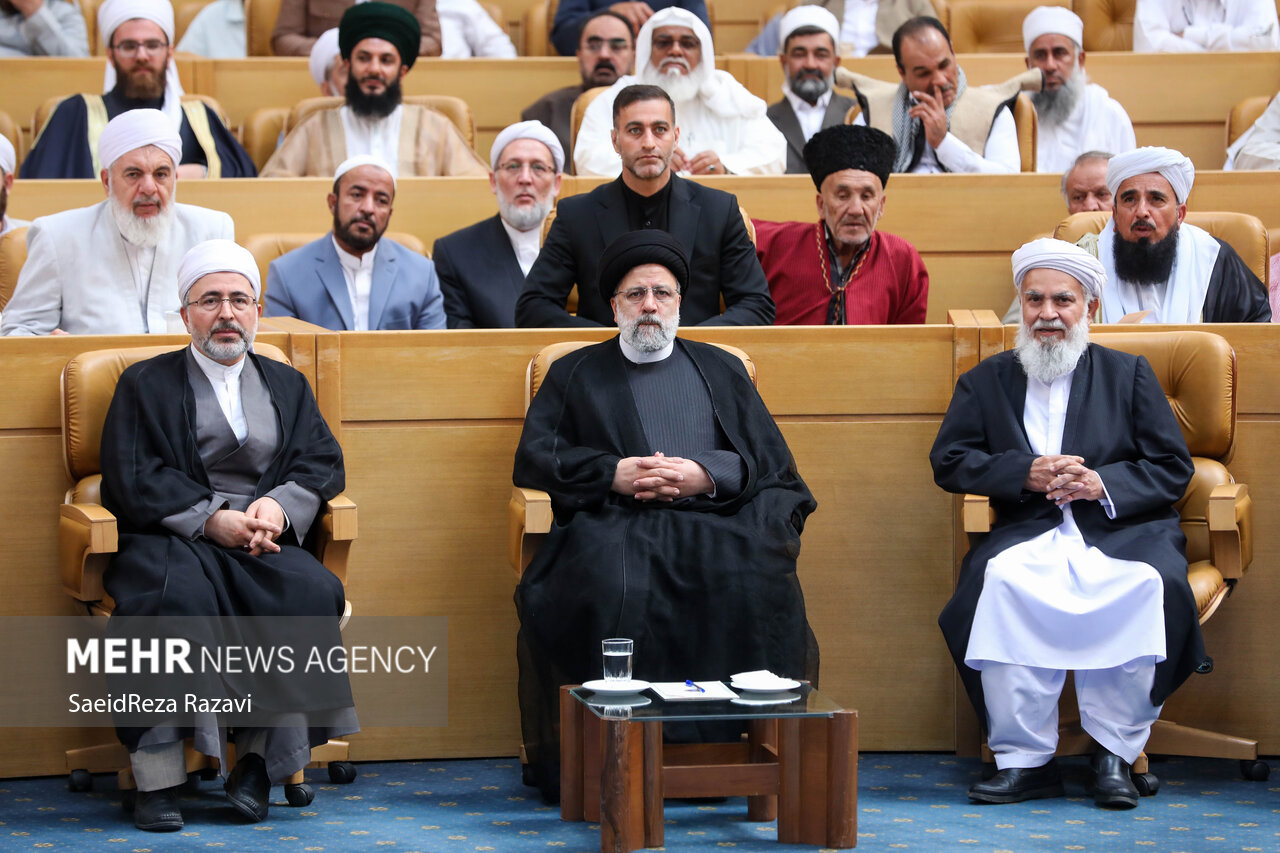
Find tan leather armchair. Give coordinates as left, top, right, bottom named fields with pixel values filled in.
left=948, top=0, right=1070, bottom=52
left=1078, top=0, right=1135, bottom=51
left=245, top=0, right=281, bottom=56
left=0, top=109, right=22, bottom=166
left=174, top=0, right=212, bottom=46
left=1011, top=92, right=1038, bottom=173
left=285, top=94, right=477, bottom=149
left=243, top=231, right=428, bottom=305
left=60, top=344, right=359, bottom=801
left=963, top=330, right=1267, bottom=787
left=241, top=106, right=289, bottom=170
left=1227, top=95, right=1274, bottom=148
left=0, top=225, right=27, bottom=311
left=523, top=0, right=558, bottom=56
left=569, top=85, right=607, bottom=163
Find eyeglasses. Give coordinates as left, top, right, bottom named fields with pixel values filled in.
left=651, top=35, right=700, bottom=51
left=583, top=37, right=630, bottom=53
left=615, top=286, right=678, bottom=304
left=187, top=295, right=256, bottom=312
left=497, top=160, right=554, bottom=177
left=110, top=39, right=169, bottom=56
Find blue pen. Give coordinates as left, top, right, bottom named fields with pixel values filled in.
left=685, top=679, right=705, bottom=693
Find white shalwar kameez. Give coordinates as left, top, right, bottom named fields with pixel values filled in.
left=1035, top=83, right=1136, bottom=174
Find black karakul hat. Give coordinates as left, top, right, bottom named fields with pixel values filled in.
left=803, top=124, right=896, bottom=190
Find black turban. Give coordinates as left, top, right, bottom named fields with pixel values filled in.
left=597, top=230, right=690, bottom=304
left=803, top=124, right=896, bottom=191
left=339, top=2, right=421, bottom=70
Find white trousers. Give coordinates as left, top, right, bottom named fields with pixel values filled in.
left=981, top=660, right=1162, bottom=770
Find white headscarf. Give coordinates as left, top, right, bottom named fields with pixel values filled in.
left=177, top=239, right=262, bottom=304
left=1022, top=6, right=1084, bottom=51
left=635, top=7, right=764, bottom=120
left=98, top=0, right=186, bottom=128
left=0, top=133, right=14, bottom=175
left=779, top=6, right=840, bottom=48
left=309, top=28, right=342, bottom=89
left=1012, top=237, right=1106, bottom=300
left=97, top=108, right=182, bottom=172
left=1106, top=146, right=1195, bottom=203
left=334, top=154, right=397, bottom=188
left=489, top=120, right=564, bottom=173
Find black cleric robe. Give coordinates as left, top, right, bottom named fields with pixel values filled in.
left=99, top=348, right=352, bottom=762
left=512, top=337, right=818, bottom=785
left=1199, top=239, right=1270, bottom=323
left=20, top=89, right=257, bottom=179
left=929, top=343, right=1209, bottom=731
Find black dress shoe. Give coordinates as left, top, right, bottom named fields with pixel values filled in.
left=224, top=752, right=271, bottom=822
left=968, top=759, right=1065, bottom=804
left=134, top=786, right=184, bottom=832
left=1089, top=748, right=1139, bottom=809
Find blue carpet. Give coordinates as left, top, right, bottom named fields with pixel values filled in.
left=0, top=754, right=1276, bottom=851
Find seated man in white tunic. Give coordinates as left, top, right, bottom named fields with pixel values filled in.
left=931, top=238, right=1209, bottom=808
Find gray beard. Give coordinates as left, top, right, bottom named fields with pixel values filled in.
left=497, top=191, right=554, bottom=232
left=108, top=187, right=176, bottom=249
left=640, top=64, right=700, bottom=104
left=1014, top=319, right=1090, bottom=384
left=193, top=319, right=252, bottom=362
left=620, top=310, right=679, bottom=352
left=788, top=71, right=832, bottom=105
left=1030, top=69, right=1086, bottom=129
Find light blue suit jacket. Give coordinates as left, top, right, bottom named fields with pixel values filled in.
left=264, top=234, right=446, bottom=330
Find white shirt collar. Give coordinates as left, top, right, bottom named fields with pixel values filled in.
left=189, top=342, right=247, bottom=382
left=619, top=335, right=675, bottom=363
left=332, top=235, right=379, bottom=271
left=500, top=216, right=542, bottom=276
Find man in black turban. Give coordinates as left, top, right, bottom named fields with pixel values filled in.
left=512, top=230, right=818, bottom=804
left=753, top=123, right=932, bottom=325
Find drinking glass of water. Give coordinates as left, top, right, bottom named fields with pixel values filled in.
left=602, top=638, right=633, bottom=681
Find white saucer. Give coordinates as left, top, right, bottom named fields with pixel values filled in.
left=582, top=678, right=652, bottom=695
left=731, top=691, right=801, bottom=706
left=730, top=677, right=801, bottom=693
left=590, top=694, right=652, bottom=710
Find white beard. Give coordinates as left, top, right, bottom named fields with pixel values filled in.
left=497, top=188, right=554, bottom=232
left=640, top=63, right=701, bottom=104
left=108, top=185, right=176, bottom=249
left=1030, top=65, right=1086, bottom=129
left=1014, top=318, right=1090, bottom=384
left=620, top=309, right=679, bottom=352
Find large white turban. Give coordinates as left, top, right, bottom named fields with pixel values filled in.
left=98, top=0, right=186, bottom=128
left=177, top=239, right=262, bottom=304
left=1106, top=146, right=1195, bottom=203
left=1022, top=6, right=1083, bottom=51
left=309, top=28, right=342, bottom=88
left=97, top=108, right=182, bottom=172
left=334, top=154, right=397, bottom=188
left=637, top=7, right=714, bottom=85
left=779, top=6, right=840, bottom=48
left=0, top=133, right=14, bottom=175
left=1012, top=237, right=1106, bottom=300
left=489, top=120, right=564, bottom=174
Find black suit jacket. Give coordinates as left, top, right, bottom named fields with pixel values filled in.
left=515, top=175, right=775, bottom=327
left=766, top=93, right=860, bottom=174
left=433, top=215, right=527, bottom=329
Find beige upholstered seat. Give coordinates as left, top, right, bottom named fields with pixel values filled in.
left=1078, top=0, right=1135, bottom=50
left=285, top=95, right=477, bottom=149
left=948, top=0, right=1070, bottom=52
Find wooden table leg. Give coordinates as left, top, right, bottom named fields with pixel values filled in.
left=778, top=711, right=859, bottom=848
left=747, top=718, right=778, bottom=821
left=826, top=710, right=858, bottom=848
left=642, top=721, right=663, bottom=848
left=560, top=686, right=585, bottom=822
left=600, top=717, right=644, bottom=853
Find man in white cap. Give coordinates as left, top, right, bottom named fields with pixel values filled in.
left=1088, top=146, right=1269, bottom=323
left=265, top=155, right=445, bottom=330
left=309, top=27, right=348, bottom=96
left=933, top=237, right=1207, bottom=809
left=20, top=0, right=255, bottom=178
left=433, top=121, right=563, bottom=328
left=2, top=110, right=234, bottom=336
left=98, top=238, right=357, bottom=831
left=1134, top=0, right=1279, bottom=52
left=1023, top=6, right=1134, bottom=174
left=0, top=134, right=27, bottom=237
left=745, top=0, right=935, bottom=59
left=573, top=7, right=786, bottom=176
left=765, top=6, right=861, bottom=174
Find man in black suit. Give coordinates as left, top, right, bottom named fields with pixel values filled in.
left=516, top=84, right=775, bottom=327
left=766, top=7, right=860, bottom=174
left=433, top=121, right=564, bottom=328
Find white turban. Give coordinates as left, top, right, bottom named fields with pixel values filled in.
left=489, top=120, right=564, bottom=174
left=779, top=6, right=840, bottom=48
left=1012, top=237, right=1106, bottom=300
left=334, top=154, right=397, bottom=188
left=1022, top=6, right=1083, bottom=51
left=97, top=108, right=182, bottom=172
left=1106, top=146, right=1195, bottom=203
left=310, top=28, right=342, bottom=88
left=636, top=7, right=713, bottom=78
left=0, top=133, right=14, bottom=175
left=98, top=0, right=185, bottom=129
left=177, top=240, right=262, bottom=304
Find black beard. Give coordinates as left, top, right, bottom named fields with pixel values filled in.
left=1113, top=224, right=1179, bottom=286
left=334, top=211, right=382, bottom=252
left=345, top=73, right=402, bottom=119
left=789, top=72, right=830, bottom=105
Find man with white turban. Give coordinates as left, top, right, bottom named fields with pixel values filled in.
left=99, top=238, right=356, bottom=831
left=309, top=27, right=347, bottom=96
left=1134, top=0, right=1279, bottom=52
left=265, top=155, right=445, bottom=330
left=1022, top=6, right=1134, bottom=173
left=1086, top=146, right=1269, bottom=323
left=433, top=121, right=564, bottom=327
left=573, top=7, right=786, bottom=176
left=2, top=110, right=234, bottom=336
left=932, top=237, right=1207, bottom=809
left=0, top=134, right=27, bottom=236
left=19, top=0, right=255, bottom=179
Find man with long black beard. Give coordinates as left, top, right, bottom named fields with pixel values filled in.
left=263, top=1, right=487, bottom=177
left=932, top=238, right=1206, bottom=808
left=1089, top=146, right=1269, bottom=323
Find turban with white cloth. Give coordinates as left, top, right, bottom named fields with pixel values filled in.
left=309, top=28, right=342, bottom=88
left=0, top=133, right=14, bottom=175
left=97, top=108, right=182, bottom=171
left=779, top=6, right=840, bottom=47
left=1106, top=147, right=1195, bottom=203
left=489, top=120, right=565, bottom=174
left=98, top=0, right=186, bottom=128
left=1012, top=237, right=1107, bottom=300
left=1022, top=6, right=1084, bottom=50
left=177, top=239, right=262, bottom=303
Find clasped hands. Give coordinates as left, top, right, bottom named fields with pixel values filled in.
left=1025, top=454, right=1103, bottom=507
left=204, top=496, right=286, bottom=555
left=671, top=148, right=726, bottom=176
left=613, top=451, right=713, bottom=502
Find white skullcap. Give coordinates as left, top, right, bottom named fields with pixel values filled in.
left=334, top=154, right=397, bottom=188
left=779, top=6, right=840, bottom=47
left=309, top=28, right=342, bottom=87
left=1012, top=237, right=1106, bottom=299
left=177, top=239, right=261, bottom=304
left=97, top=109, right=182, bottom=172
left=0, top=133, right=14, bottom=175
left=489, top=120, right=565, bottom=174
left=1106, top=146, right=1195, bottom=203
left=1022, top=6, right=1083, bottom=51
left=97, top=0, right=173, bottom=47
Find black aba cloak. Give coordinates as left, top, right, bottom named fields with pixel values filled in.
left=512, top=337, right=818, bottom=780
left=99, top=349, right=350, bottom=751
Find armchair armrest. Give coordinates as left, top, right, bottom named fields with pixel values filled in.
left=316, top=494, right=358, bottom=586
left=1206, top=483, right=1251, bottom=581
left=963, top=494, right=994, bottom=534
left=508, top=487, right=552, bottom=578
left=59, top=502, right=118, bottom=602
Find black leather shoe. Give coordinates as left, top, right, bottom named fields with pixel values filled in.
left=134, top=787, right=184, bottom=832
left=1089, top=748, right=1139, bottom=809
left=224, top=752, right=270, bottom=822
left=968, top=759, right=1065, bottom=804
